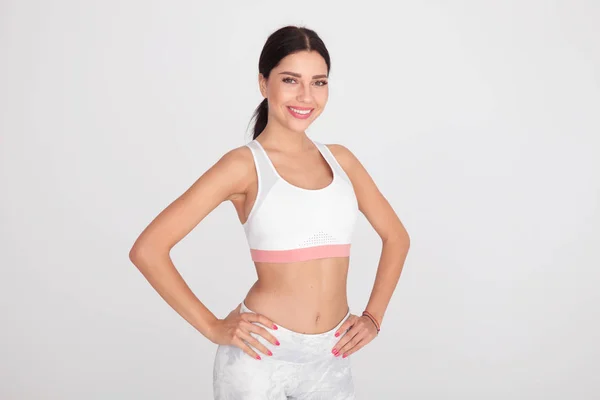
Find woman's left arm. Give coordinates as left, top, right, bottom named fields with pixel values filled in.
left=329, top=143, right=411, bottom=357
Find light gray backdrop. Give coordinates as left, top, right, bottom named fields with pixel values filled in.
left=1, top=1, right=599, bottom=399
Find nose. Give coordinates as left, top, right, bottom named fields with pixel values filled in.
left=296, top=82, right=314, bottom=103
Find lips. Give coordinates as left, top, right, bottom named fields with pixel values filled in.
left=287, top=106, right=314, bottom=119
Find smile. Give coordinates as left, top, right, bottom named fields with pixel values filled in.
left=287, top=106, right=314, bottom=119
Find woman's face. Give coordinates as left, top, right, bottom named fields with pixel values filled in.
left=259, top=50, right=329, bottom=133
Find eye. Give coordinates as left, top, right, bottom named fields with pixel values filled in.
left=283, top=77, right=296, bottom=84
left=315, top=80, right=328, bottom=87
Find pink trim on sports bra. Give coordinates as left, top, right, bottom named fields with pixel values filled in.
left=250, top=243, right=351, bottom=263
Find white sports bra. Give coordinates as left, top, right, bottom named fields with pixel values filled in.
left=242, top=137, right=359, bottom=263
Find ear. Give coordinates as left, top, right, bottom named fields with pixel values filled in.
left=258, top=73, right=268, bottom=98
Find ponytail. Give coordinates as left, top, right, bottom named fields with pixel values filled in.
left=251, top=98, right=269, bottom=139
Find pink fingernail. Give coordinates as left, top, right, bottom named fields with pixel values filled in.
left=332, top=349, right=338, bottom=355
left=273, top=324, right=278, bottom=330
left=256, top=355, right=261, bottom=360
left=275, top=340, right=280, bottom=346
left=342, top=354, right=347, bottom=358
left=267, top=350, right=272, bottom=356
left=335, top=332, right=340, bottom=337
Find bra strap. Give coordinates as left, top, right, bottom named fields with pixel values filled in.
left=312, top=140, right=351, bottom=184
left=244, top=141, right=279, bottom=224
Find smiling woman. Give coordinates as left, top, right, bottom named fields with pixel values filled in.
left=251, top=47, right=331, bottom=137
left=129, top=24, right=410, bottom=400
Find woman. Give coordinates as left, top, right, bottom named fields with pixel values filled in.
left=129, top=25, right=410, bottom=399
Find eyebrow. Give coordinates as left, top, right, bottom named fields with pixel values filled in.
left=278, top=71, right=328, bottom=79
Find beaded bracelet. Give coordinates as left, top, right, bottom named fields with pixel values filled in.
left=362, top=310, right=381, bottom=334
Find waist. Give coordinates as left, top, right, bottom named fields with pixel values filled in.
left=240, top=300, right=351, bottom=363
left=247, top=259, right=349, bottom=332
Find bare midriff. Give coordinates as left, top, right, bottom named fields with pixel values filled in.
left=244, top=256, right=350, bottom=334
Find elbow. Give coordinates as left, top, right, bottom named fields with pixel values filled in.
left=398, top=234, right=411, bottom=250
left=384, top=229, right=410, bottom=249
left=129, top=240, right=169, bottom=269
left=129, top=243, right=149, bottom=269
left=128, top=244, right=143, bottom=266
left=403, top=230, right=410, bottom=247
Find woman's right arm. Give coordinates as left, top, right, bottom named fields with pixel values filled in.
left=128, top=146, right=265, bottom=344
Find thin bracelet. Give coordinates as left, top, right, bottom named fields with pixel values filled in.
left=362, top=312, right=380, bottom=333
left=362, top=310, right=381, bottom=330
left=362, top=311, right=381, bottom=333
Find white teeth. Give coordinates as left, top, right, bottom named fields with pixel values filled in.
left=289, top=107, right=312, bottom=115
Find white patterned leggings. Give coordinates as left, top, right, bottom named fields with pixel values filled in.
left=212, top=301, right=356, bottom=400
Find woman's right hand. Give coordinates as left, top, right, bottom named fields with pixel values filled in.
left=208, top=303, right=280, bottom=359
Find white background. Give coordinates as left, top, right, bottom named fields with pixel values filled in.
left=1, top=1, right=599, bottom=399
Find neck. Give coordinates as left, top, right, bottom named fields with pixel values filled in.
left=258, top=120, right=312, bottom=153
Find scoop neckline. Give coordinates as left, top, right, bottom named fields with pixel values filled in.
left=253, top=138, right=337, bottom=192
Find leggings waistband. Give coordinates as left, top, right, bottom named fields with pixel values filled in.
left=239, top=301, right=351, bottom=363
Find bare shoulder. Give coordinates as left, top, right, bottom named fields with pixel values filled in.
left=324, top=142, right=378, bottom=206
left=324, top=143, right=408, bottom=242
left=323, top=143, right=363, bottom=173
left=216, top=143, right=253, bottom=170
left=210, top=144, right=255, bottom=200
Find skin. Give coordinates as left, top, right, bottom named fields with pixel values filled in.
left=129, top=50, right=410, bottom=362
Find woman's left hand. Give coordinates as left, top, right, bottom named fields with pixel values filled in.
left=331, top=314, right=378, bottom=358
